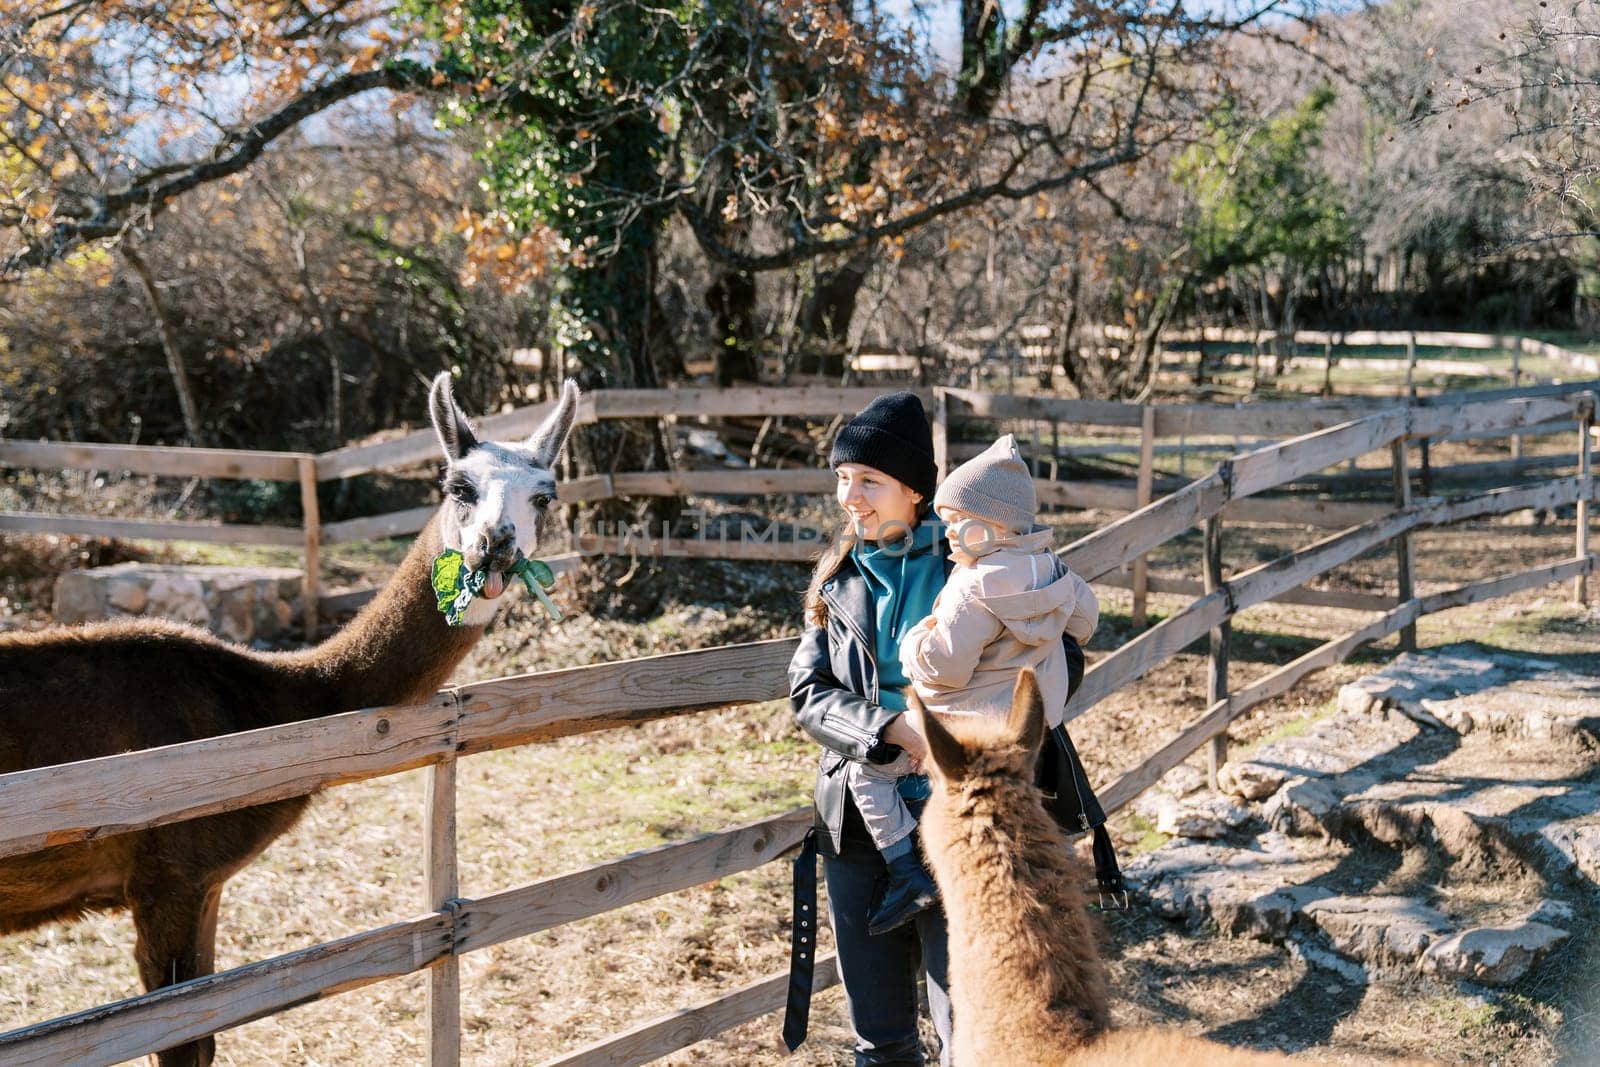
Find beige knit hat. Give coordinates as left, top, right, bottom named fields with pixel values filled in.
left=933, top=433, right=1035, bottom=533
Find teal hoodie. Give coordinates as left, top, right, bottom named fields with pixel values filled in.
left=852, top=520, right=944, bottom=801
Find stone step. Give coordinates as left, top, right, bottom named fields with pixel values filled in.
left=1123, top=646, right=1597, bottom=987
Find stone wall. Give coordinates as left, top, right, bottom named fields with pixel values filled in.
left=53, top=563, right=304, bottom=645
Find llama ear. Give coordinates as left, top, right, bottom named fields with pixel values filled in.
left=1006, top=669, right=1046, bottom=756
left=429, top=372, right=479, bottom=463
left=528, top=378, right=581, bottom=471
left=915, top=693, right=969, bottom=782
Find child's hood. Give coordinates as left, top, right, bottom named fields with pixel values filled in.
left=965, top=526, right=1085, bottom=646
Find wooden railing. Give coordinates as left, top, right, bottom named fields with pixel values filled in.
left=6, top=375, right=1598, bottom=639
left=1, top=386, right=1594, bottom=1066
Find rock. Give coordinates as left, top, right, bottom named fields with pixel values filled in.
left=1127, top=833, right=1339, bottom=941
left=216, top=585, right=257, bottom=643
left=1155, top=794, right=1252, bottom=839
left=1527, top=899, right=1575, bottom=927
left=50, top=563, right=302, bottom=642
left=1219, top=761, right=1286, bottom=801
left=104, top=578, right=148, bottom=614
left=51, top=573, right=104, bottom=624
left=1164, top=764, right=1208, bottom=797
left=1300, top=896, right=1451, bottom=968
left=1420, top=922, right=1569, bottom=986
left=1338, top=684, right=1381, bottom=717
left=145, top=575, right=211, bottom=627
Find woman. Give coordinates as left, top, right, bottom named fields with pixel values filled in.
left=784, top=392, right=1105, bottom=1067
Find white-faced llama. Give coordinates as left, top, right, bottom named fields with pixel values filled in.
left=0, top=373, right=578, bottom=1066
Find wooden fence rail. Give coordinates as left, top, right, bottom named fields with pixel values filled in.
left=1, top=384, right=1596, bottom=1066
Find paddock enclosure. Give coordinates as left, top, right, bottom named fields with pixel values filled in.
left=0, top=373, right=1596, bottom=1065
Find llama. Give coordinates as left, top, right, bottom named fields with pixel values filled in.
left=913, top=671, right=1314, bottom=1067
left=0, top=373, right=579, bottom=1066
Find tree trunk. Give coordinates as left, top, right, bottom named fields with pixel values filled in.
left=564, top=236, right=680, bottom=532
left=122, top=243, right=203, bottom=445
left=706, top=269, right=760, bottom=384
left=801, top=253, right=873, bottom=377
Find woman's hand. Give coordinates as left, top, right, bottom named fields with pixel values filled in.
left=882, top=710, right=929, bottom=769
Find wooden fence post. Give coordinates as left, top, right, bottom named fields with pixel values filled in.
left=1203, top=512, right=1229, bottom=790
left=425, top=756, right=461, bottom=1067
left=932, top=388, right=950, bottom=482
left=297, top=456, right=320, bottom=643
left=1512, top=342, right=1525, bottom=462
left=1050, top=418, right=1060, bottom=486
left=1577, top=395, right=1594, bottom=605
left=1391, top=439, right=1417, bottom=651
left=1131, top=406, right=1156, bottom=630
left=1405, top=331, right=1418, bottom=399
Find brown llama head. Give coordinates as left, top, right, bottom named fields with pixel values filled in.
left=915, top=667, right=1047, bottom=791
left=429, top=373, right=580, bottom=623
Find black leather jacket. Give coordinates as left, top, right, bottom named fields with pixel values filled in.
left=789, top=537, right=1103, bottom=855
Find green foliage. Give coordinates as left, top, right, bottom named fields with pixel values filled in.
left=1174, top=85, right=1353, bottom=280
left=410, top=0, right=699, bottom=382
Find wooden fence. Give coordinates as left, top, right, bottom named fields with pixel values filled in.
left=5, top=370, right=1598, bottom=638
left=0, top=385, right=1594, bottom=1065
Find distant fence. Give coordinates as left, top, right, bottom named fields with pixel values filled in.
left=852, top=326, right=1599, bottom=389
left=4, top=371, right=1599, bottom=637
left=0, top=385, right=1594, bottom=1066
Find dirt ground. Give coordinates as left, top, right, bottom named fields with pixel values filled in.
left=1, top=454, right=1597, bottom=1063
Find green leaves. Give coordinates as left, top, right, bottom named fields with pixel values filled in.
left=1175, top=85, right=1352, bottom=280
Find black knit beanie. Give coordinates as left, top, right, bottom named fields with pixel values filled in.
left=828, top=391, right=937, bottom=504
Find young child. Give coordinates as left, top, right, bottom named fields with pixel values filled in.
left=903, top=433, right=1098, bottom=725
left=847, top=433, right=1099, bottom=935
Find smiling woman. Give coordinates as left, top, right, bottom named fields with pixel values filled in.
left=787, top=391, right=957, bottom=1064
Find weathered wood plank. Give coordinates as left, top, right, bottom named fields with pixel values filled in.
left=0, top=913, right=452, bottom=1067
left=940, top=388, right=1143, bottom=426
left=298, top=456, right=321, bottom=642
left=1059, top=470, right=1232, bottom=582
left=610, top=469, right=834, bottom=496
left=451, top=639, right=798, bottom=755
left=424, top=756, right=461, bottom=1067
left=590, top=386, right=918, bottom=420
left=1407, top=395, right=1577, bottom=441
left=1229, top=410, right=1408, bottom=498
left=0, top=640, right=798, bottom=860
left=0, top=696, right=460, bottom=861
left=571, top=533, right=824, bottom=562
left=312, top=387, right=905, bottom=480
left=456, top=809, right=812, bottom=953
left=320, top=505, right=437, bottom=545
left=0, top=439, right=305, bottom=481
left=314, top=397, right=590, bottom=481
left=1132, top=406, right=1156, bottom=630
left=1096, top=603, right=1420, bottom=816
left=1152, top=402, right=1379, bottom=439
left=1203, top=513, right=1230, bottom=787
left=536, top=956, right=841, bottom=1067
left=1090, top=568, right=1396, bottom=611
left=0, top=511, right=304, bottom=547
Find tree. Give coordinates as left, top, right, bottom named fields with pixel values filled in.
left=1174, top=84, right=1352, bottom=374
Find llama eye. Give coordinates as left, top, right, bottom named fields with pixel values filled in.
left=446, top=478, right=477, bottom=506
left=532, top=493, right=552, bottom=510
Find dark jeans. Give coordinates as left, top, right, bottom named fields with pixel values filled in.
left=822, top=802, right=953, bottom=1067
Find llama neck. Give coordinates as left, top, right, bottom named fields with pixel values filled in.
left=287, top=512, right=490, bottom=714
left=924, top=781, right=1111, bottom=1041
